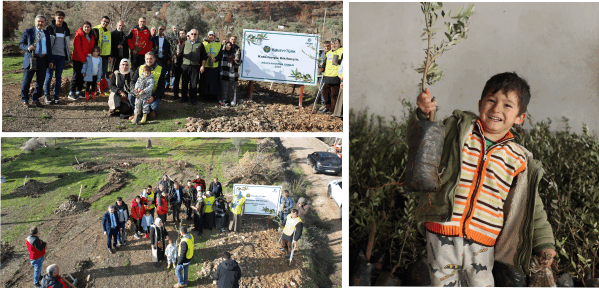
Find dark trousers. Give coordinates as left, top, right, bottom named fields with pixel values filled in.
left=193, top=213, right=203, bottom=234
left=158, top=58, right=169, bottom=85
left=184, top=200, right=193, bottom=220
left=171, top=202, right=181, bottom=223
left=133, top=218, right=143, bottom=234
left=21, top=56, right=48, bottom=103
left=216, top=216, right=225, bottom=230
left=106, top=228, right=118, bottom=249
left=85, top=76, right=98, bottom=92
left=116, top=221, right=126, bottom=243
left=280, top=212, right=290, bottom=226
left=101, top=55, right=110, bottom=78
left=172, top=65, right=183, bottom=98
left=44, top=55, right=66, bottom=96
left=132, top=54, right=145, bottom=72
left=181, top=64, right=200, bottom=101
left=281, top=238, right=293, bottom=255
left=70, top=60, right=85, bottom=93
left=204, top=212, right=215, bottom=230
left=147, top=208, right=155, bottom=219
left=323, top=83, right=340, bottom=111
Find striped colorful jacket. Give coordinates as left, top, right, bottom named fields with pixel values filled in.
left=410, top=109, right=554, bottom=276
left=425, top=120, right=527, bottom=246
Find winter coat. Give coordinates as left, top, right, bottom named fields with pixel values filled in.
left=26, top=234, right=46, bottom=260
left=192, top=178, right=206, bottom=192
left=151, top=35, right=172, bottom=61
left=214, top=259, right=242, bottom=288
left=81, top=55, right=103, bottom=82
left=40, top=273, right=67, bottom=288
left=131, top=199, right=145, bottom=220
left=156, top=194, right=168, bottom=215
left=111, top=29, right=129, bottom=59
left=114, top=201, right=130, bottom=223
left=102, top=211, right=122, bottom=232
left=71, top=27, right=96, bottom=63
left=209, top=181, right=222, bottom=198
left=176, top=233, right=193, bottom=265
left=169, top=186, right=184, bottom=204
left=109, top=71, right=133, bottom=96
left=44, top=20, right=71, bottom=62
left=150, top=224, right=167, bottom=247
left=19, top=27, right=53, bottom=69
left=410, top=109, right=555, bottom=276
left=279, top=196, right=294, bottom=213
left=141, top=215, right=153, bottom=231
left=126, top=25, right=152, bottom=56
left=219, top=47, right=242, bottom=81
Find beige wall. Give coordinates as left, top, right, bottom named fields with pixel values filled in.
left=349, top=2, right=599, bottom=133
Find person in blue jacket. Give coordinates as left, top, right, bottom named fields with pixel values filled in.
left=102, top=205, right=122, bottom=254
left=279, top=190, right=294, bottom=226
left=169, top=182, right=185, bottom=224
left=19, top=15, right=54, bottom=108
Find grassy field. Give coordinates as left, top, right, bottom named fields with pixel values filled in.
left=2, top=55, right=75, bottom=85
left=0, top=137, right=257, bottom=243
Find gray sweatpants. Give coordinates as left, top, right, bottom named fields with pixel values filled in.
left=426, top=231, right=494, bottom=287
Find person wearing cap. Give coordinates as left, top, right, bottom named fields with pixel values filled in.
left=279, top=190, right=294, bottom=226
left=102, top=205, right=122, bottom=254
left=295, top=197, right=311, bottom=221
left=26, top=226, right=47, bottom=287
left=183, top=180, right=197, bottom=221
left=190, top=187, right=204, bottom=236
left=114, top=197, right=130, bottom=246
left=203, top=190, right=216, bottom=230
left=228, top=190, right=246, bottom=232
left=201, top=31, right=223, bottom=101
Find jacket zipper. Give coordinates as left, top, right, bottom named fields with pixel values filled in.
left=518, top=163, right=538, bottom=274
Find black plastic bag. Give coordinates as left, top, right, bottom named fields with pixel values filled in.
left=405, top=120, right=445, bottom=194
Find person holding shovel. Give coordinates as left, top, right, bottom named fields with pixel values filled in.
left=279, top=209, right=303, bottom=259
left=414, top=72, right=556, bottom=286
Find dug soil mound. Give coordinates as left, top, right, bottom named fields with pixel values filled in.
left=2, top=44, right=22, bottom=56
left=106, top=169, right=127, bottom=183
left=54, top=200, right=91, bottom=216
left=13, top=179, right=48, bottom=198
left=74, top=161, right=98, bottom=171
left=73, top=160, right=141, bottom=173
left=1, top=241, right=15, bottom=267
left=180, top=101, right=343, bottom=132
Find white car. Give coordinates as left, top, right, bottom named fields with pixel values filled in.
left=327, top=180, right=342, bottom=219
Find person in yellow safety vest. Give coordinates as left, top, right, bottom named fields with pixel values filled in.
left=174, top=226, right=194, bottom=288
left=203, top=190, right=216, bottom=231
left=201, top=31, right=223, bottom=101
left=143, top=185, right=156, bottom=218
left=91, top=16, right=112, bottom=79
left=279, top=209, right=304, bottom=259
left=320, top=38, right=343, bottom=114
left=128, top=52, right=166, bottom=121
left=229, top=190, right=246, bottom=232
left=332, top=59, right=344, bottom=118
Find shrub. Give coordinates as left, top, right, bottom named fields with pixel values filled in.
left=350, top=107, right=599, bottom=283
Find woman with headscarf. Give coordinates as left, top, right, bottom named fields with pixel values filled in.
left=150, top=217, right=169, bottom=268
left=107, top=58, right=133, bottom=116
left=219, top=41, right=242, bottom=106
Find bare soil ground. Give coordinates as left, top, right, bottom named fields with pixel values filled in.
left=2, top=79, right=341, bottom=132
left=0, top=148, right=315, bottom=288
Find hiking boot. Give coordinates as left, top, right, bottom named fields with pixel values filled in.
left=140, top=113, right=147, bottom=124
left=85, top=92, right=90, bottom=100
left=44, top=95, right=53, bottom=105
left=90, top=92, right=96, bottom=100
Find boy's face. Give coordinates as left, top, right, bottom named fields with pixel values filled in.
left=143, top=70, right=151, bottom=77
left=478, top=90, right=526, bottom=141
left=92, top=50, right=100, bottom=57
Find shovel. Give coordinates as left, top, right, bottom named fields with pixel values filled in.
left=404, top=89, right=445, bottom=195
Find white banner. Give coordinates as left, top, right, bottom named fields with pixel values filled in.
left=240, top=29, right=319, bottom=85
left=233, top=184, right=282, bottom=216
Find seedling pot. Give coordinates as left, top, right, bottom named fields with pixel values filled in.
left=404, top=119, right=445, bottom=194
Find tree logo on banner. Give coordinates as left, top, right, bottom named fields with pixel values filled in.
left=263, top=46, right=271, bottom=53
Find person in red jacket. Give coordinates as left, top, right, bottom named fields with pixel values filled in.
left=126, top=17, right=152, bottom=71
left=68, top=21, right=96, bottom=101
left=131, top=196, right=146, bottom=239
left=26, top=226, right=47, bottom=287
left=156, top=190, right=169, bottom=225
left=192, top=174, right=206, bottom=192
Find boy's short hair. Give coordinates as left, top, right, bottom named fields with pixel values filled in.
left=481, top=72, right=530, bottom=115
left=116, top=197, right=122, bottom=201
left=147, top=185, right=152, bottom=189
left=55, top=11, right=65, bottom=17
left=143, top=65, right=152, bottom=73
left=30, top=226, right=38, bottom=235
left=223, top=251, right=232, bottom=259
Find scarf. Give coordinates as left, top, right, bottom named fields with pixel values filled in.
left=119, top=58, right=131, bottom=74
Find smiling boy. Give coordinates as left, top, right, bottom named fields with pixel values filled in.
left=413, top=72, right=556, bottom=286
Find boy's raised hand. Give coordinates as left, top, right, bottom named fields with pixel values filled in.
left=417, top=88, right=437, bottom=116
left=539, top=248, right=557, bottom=267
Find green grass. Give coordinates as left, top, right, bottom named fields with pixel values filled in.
left=0, top=138, right=257, bottom=243
left=2, top=55, right=74, bottom=85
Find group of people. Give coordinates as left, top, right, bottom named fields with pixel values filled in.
left=26, top=173, right=311, bottom=287
left=18, top=11, right=248, bottom=122
left=317, top=39, right=343, bottom=117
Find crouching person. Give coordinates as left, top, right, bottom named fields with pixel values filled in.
left=41, top=264, right=76, bottom=288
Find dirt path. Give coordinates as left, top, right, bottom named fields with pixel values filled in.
left=280, top=137, right=343, bottom=287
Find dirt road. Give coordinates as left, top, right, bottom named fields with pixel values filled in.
left=280, top=137, right=342, bottom=286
